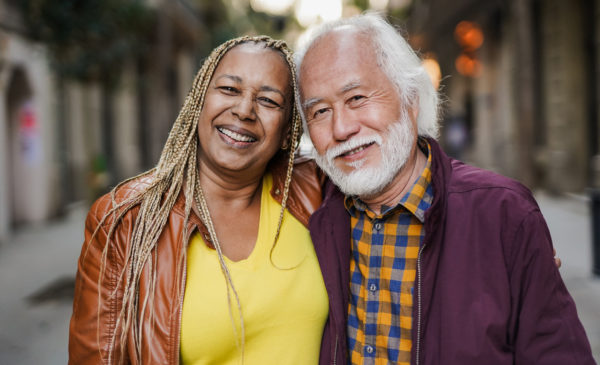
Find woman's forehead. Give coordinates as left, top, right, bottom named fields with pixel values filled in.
left=215, top=43, right=292, bottom=89
left=221, top=43, right=287, bottom=68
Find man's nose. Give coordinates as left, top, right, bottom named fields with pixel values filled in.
left=331, top=108, right=359, bottom=142
left=231, top=94, right=256, bottom=121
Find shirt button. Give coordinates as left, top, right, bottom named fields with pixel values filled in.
left=369, top=283, right=377, bottom=292
left=374, top=222, right=382, bottom=231
left=366, top=345, right=374, bottom=354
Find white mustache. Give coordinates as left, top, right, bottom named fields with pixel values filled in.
left=312, top=117, right=415, bottom=198
left=318, top=134, right=383, bottom=163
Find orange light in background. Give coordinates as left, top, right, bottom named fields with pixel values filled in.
left=454, top=21, right=484, bottom=51
left=422, top=56, right=441, bottom=90
left=455, top=53, right=482, bottom=77
left=454, top=21, right=484, bottom=78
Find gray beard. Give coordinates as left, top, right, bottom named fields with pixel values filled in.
left=313, top=112, right=415, bottom=198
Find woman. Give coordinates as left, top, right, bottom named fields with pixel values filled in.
left=68, top=36, right=327, bottom=364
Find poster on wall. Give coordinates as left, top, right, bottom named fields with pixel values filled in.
left=18, top=101, right=40, bottom=165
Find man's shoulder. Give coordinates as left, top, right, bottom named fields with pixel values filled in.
left=428, top=137, right=535, bottom=207
left=449, top=160, right=532, bottom=196
left=445, top=160, right=540, bottom=213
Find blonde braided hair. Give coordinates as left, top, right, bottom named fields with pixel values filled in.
left=85, top=35, right=302, bottom=364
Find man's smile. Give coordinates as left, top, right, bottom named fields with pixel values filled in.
left=338, top=142, right=376, bottom=158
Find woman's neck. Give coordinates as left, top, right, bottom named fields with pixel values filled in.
left=197, top=161, right=265, bottom=210
left=194, top=160, right=265, bottom=262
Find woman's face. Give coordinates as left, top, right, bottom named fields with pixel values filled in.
left=197, top=43, right=292, bottom=177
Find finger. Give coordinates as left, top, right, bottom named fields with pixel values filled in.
left=553, top=248, right=561, bottom=268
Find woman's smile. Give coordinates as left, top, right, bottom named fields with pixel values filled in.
left=216, top=126, right=257, bottom=148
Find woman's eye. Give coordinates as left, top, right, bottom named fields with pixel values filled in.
left=218, top=86, right=239, bottom=94
left=257, top=97, right=281, bottom=108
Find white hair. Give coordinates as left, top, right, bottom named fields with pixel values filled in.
left=295, top=12, right=439, bottom=139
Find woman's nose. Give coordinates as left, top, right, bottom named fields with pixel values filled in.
left=231, top=94, right=256, bottom=121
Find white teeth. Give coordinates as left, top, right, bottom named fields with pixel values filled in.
left=343, top=144, right=370, bottom=156
left=217, top=127, right=256, bottom=142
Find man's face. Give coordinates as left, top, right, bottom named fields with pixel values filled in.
left=299, top=30, right=418, bottom=197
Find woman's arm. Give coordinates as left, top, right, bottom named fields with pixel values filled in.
left=68, top=195, right=128, bottom=364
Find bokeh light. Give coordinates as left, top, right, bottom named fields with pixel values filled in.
left=295, top=0, right=343, bottom=27
left=250, top=0, right=295, bottom=15
left=422, top=56, right=442, bottom=90
left=454, top=21, right=484, bottom=51
left=369, top=0, right=389, bottom=11
left=455, top=53, right=482, bottom=77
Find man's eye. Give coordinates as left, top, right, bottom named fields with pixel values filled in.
left=313, top=108, right=328, bottom=118
left=349, top=95, right=365, bottom=102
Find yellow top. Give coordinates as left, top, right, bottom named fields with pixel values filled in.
left=180, top=173, right=329, bottom=365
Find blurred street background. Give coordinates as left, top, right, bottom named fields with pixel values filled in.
left=0, top=0, right=599, bottom=363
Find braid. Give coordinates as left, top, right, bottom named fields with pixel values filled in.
left=192, top=36, right=303, bottom=363
left=85, top=35, right=303, bottom=364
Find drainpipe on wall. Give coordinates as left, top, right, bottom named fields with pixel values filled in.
left=591, top=155, right=600, bottom=277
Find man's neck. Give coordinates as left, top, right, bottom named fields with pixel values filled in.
left=360, top=146, right=427, bottom=215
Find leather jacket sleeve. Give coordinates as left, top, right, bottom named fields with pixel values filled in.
left=68, top=195, right=129, bottom=364
left=67, top=161, right=324, bottom=364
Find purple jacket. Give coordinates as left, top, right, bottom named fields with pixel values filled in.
left=311, top=138, right=595, bottom=365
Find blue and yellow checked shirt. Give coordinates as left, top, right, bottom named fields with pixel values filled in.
left=345, top=140, right=433, bottom=365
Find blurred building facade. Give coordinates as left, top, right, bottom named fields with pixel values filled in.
left=0, top=2, right=56, bottom=241
left=2, top=0, right=598, bottom=242
left=0, top=0, right=206, bottom=242
left=409, top=0, right=599, bottom=194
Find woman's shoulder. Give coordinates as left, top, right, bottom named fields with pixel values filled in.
left=270, top=156, right=325, bottom=225
left=87, top=172, right=155, bottom=228
left=292, top=157, right=325, bottom=184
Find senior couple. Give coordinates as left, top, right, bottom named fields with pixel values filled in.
left=69, top=13, right=595, bottom=365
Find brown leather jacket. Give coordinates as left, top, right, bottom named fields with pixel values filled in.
left=68, top=158, right=324, bottom=364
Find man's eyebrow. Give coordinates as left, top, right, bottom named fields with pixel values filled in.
left=302, top=81, right=362, bottom=110
left=341, top=81, right=361, bottom=93
left=302, top=97, right=322, bottom=110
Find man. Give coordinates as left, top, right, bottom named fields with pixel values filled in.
left=296, top=13, right=595, bottom=365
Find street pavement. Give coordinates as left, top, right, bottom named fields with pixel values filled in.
left=0, top=193, right=599, bottom=364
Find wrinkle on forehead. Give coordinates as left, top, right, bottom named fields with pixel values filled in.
left=300, top=29, right=372, bottom=82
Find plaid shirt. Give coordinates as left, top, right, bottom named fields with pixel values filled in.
left=346, top=140, right=433, bottom=364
